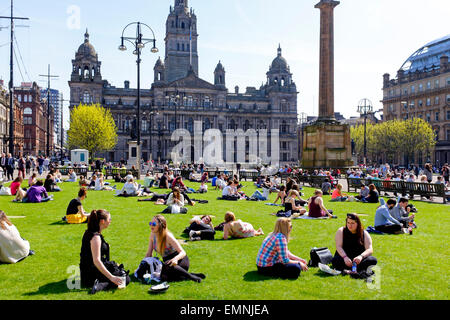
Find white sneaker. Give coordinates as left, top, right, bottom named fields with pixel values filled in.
left=189, top=230, right=197, bottom=240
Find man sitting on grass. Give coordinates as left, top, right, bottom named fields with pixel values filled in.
left=374, top=198, right=403, bottom=234
left=20, top=180, right=53, bottom=203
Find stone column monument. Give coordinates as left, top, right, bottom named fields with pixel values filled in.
left=301, top=0, right=352, bottom=169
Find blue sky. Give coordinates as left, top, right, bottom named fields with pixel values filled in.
left=0, top=0, right=449, bottom=129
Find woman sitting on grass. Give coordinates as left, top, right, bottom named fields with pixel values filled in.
left=273, top=185, right=287, bottom=205
left=145, top=214, right=206, bottom=283
left=307, top=189, right=333, bottom=218
left=222, top=211, right=264, bottom=240
left=79, top=175, right=89, bottom=187
left=65, top=169, right=77, bottom=182
left=44, top=174, right=61, bottom=192
left=94, top=173, right=115, bottom=191
left=330, top=183, right=348, bottom=202
left=28, top=173, right=37, bottom=187
left=80, top=209, right=130, bottom=294
left=256, top=218, right=308, bottom=279
left=362, top=184, right=379, bottom=203
left=185, top=215, right=215, bottom=241
left=284, top=190, right=307, bottom=216
left=10, top=176, right=23, bottom=196
left=162, top=187, right=187, bottom=214
left=0, top=210, right=33, bottom=264
left=15, top=180, right=53, bottom=203
left=332, top=213, right=377, bottom=276
left=64, top=187, right=90, bottom=224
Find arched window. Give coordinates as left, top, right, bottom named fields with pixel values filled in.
left=244, top=120, right=250, bottom=131
left=84, top=67, right=90, bottom=79
left=182, top=43, right=185, bottom=51
left=228, top=119, right=236, bottom=130
left=181, top=22, right=185, bottom=29
left=24, top=107, right=32, bottom=115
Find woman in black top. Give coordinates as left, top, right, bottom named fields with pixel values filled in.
left=80, top=209, right=129, bottom=293
left=362, top=184, right=379, bottom=203
left=332, top=213, right=377, bottom=273
left=44, top=174, right=60, bottom=192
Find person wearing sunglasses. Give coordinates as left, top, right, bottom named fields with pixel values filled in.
left=185, top=215, right=215, bottom=241
left=145, top=215, right=206, bottom=283
left=331, top=213, right=377, bottom=274
left=256, top=218, right=308, bottom=279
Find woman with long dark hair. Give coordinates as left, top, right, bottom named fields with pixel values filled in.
left=145, top=215, right=205, bottom=282
left=331, top=213, right=377, bottom=273
left=79, top=209, right=130, bottom=293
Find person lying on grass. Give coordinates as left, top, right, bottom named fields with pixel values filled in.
left=145, top=214, right=206, bottom=283
left=307, top=189, right=333, bottom=219
left=256, top=217, right=308, bottom=279
left=64, top=187, right=90, bottom=224
left=222, top=211, right=264, bottom=240
left=0, top=210, right=34, bottom=264
left=185, top=215, right=215, bottom=241
left=80, top=209, right=130, bottom=294
left=332, top=213, right=377, bottom=276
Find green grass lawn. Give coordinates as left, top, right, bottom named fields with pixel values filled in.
left=0, top=179, right=449, bottom=300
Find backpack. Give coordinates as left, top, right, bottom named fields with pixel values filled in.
left=103, top=260, right=129, bottom=278
left=307, top=247, right=333, bottom=267
left=134, top=257, right=163, bottom=283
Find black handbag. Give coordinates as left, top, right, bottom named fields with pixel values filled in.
left=308, top=247, right=333, bottom=267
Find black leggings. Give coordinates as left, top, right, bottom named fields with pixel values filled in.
left=331, top=253, right=378, bottom=272
left=257, top=263, right=301, bottom=279
left=161, top=253, right=204, bottom=282
left=375, top=224, right=402, bottom=234
left=188, top=222, right=216, bottom=240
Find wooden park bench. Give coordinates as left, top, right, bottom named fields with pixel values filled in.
left=239, top=170, right=260, bottom=181
left=347, top=178, right=446, bottom=204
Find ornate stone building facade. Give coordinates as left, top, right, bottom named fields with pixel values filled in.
left=382, top=35, right=450, bottom=166
left=0, top=80, right=23, bottom=156
left=69, top=0, right=299, bottom=165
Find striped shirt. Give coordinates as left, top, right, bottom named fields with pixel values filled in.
left=256, top=233, right=289, bottom=267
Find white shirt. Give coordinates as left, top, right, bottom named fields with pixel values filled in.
left=94, top=178, right=102, bottom=191
left=123, top=182, right=138, bottom=195
left=199, top=184, right=208, bottom=192
left=222, top=185, right=233, bottom=196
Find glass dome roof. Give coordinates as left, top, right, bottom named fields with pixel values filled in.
left=400, top=34, right=450, bottom=73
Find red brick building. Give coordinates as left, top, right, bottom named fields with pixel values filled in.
left=15, top=82, right=54, bottom=156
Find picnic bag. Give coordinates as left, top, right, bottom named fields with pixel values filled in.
left=308, top=247, right=333, bottom=267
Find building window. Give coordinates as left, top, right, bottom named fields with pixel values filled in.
left=24, top=107, right=32, bottom=115
left=83, top=92, right=91, bottom=104
left=427, top=81, right=431, bottom=90
left=410, top=85, right=415, bottom=93
left=435, top=96, right=440, bottom=105
left=447, top=130, right=450, bottom=141
left=426, top=113, right=430, bottom=122
left=435, top=79, right=440, bottom=88
left=418, top=100, right=423, bottom=107
left=404, top=88, right=408, bottom=94
left=24, top=95, right=28, bottom=103
left=142, top=119, right=148, bottom=132
left=389, top=104, right=394, bottom=112
left=447, top=94, right=450, bottom=103
left=18, top=95, right=21, bottom=102
left=204, top=96, right=210, bottom=108
left=177, top=43, right=180, bottom=51
left=419, top=84, right=423, bottom=92
left=426, top=98, right=431, bottom=106
left=447, top=111, right=450, bottom=121
left=182, top=43, right=185, bottom=51
left=409, top=101, right=415, bottom=108
left=447, top=77, right=450, bottom=85
left=435, top=112, right=439, bottom=121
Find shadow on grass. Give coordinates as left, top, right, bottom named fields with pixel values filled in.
left=242, top=270, right=297, bottom=282
left=23, top=279, right=86, bottom=296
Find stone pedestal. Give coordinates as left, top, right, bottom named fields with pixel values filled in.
left=127, top=141, right=141, bottom=174
left=301, top=122, right=352, bottom=168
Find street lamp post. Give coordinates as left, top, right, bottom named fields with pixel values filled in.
left=357, top=99, right=373, bottom=166
left=119, top=21, right=158, bottom=176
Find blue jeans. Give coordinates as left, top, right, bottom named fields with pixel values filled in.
left=251, top=190, right=268, bottom=201
left=331, top=196, right=347, bottom=202
left=38, top=166, right=43, bottom=175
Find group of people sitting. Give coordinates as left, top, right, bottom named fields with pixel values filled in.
left=11, top=176, right=54, bottom=203
left=256, top=213, right=377, bottom=280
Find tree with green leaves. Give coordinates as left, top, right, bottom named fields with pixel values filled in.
left=67, top=104, right=118, bottom=159
left=351, top=118, right=436, bottom=165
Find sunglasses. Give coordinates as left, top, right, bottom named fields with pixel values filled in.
left=149, top=221, right=157, bottom=227
left=347, top=213, right=357, bottom=219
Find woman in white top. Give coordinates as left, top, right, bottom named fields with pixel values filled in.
left=95, top=173, right=113, bottom=191
left=122, top=178, right=140, bottom=196
left=0, top=211, right=32, bottom=263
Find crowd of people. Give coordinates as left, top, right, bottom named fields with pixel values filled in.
left=1, top=160, right=447, bottom=296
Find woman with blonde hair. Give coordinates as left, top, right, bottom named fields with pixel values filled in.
left=0, top=210, right=33, bottom=263
left=256, top=218, right=308, bottom=279
left=331, top=183, right=348, bottom=202
left=223, top=211, right=264, bottom=240
left=145, top=214, right=205, bottom=282
left=284, top=190, right=307, bottom=215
